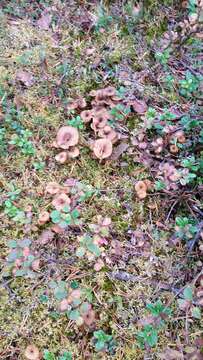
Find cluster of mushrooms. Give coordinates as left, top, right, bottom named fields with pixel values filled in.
left=54, top=86, right=122, bottom=162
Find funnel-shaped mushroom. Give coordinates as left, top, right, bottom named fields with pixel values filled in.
left=24, top=345, right=40, bottom=360
left=56, top=126, right=79, bottom=149
left=55, top=151, right=68, bottom=164
left=93, top=138, right=112, bottom=159
left=46, top=182, right=61, bottom=195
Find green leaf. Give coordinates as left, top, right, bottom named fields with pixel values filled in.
left=7, top=240, right=17, bottom=248
left=95, top=341, right=105, bottom=351
left=68, top=309, right=80, bottom=321
left=76, top=247, right=85, bottom=257
left=54, top=287, right=68, bottom=300
left=58, top=352, right=72, bottom=360
left=87, top=243, right=100, bottom=256
left=43, top=350, right=56, bottom=360
left=71, top=208, right=80, bottom=219
left=191, top=307, right=201, bottom=319
left=63, top=205, right=70, bottom=213
left=183, top=286, right=193, bottom=301
left=50, top=210, right=61, bottom=223
left=70, top=280, right=79, bottom=289
left=15, top=269, right=27, bottom=276
left=49, top=280, right=58, bottom=289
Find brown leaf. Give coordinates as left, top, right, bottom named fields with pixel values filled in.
left=37, top=12, right=52, bottom=30
left=129, top=99, right=147, bottom=114
left=38, top=229, right=54, bottom=245
left=16, top=70, right=35, bottom=87
left=110, top=142, right=129, bottom=160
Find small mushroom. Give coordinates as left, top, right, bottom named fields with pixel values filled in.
left=55, top=151, right=68, bottom=164
left=135, top=180, right=147, bottom=199
left=52, top=193, right=71, bottom=211
left=170, top=144, right=179, bottom=154
left=173, top=130, right=186, bottom=144
left=80, top=110, right=93, bottom=123
left=51, top=224, right=64, bottom=233
left=93, top=139, right=113, bottom=159
left=67, top=97, right=86, bottom=110
left=56, top=126, right=79, bottom=149
left=45, top=182, right=61, bottom=195
left=98, top=125, right=118, bottom=144
left=24, top=345, right=40, bottom=360
left=91, top=109, right=110, bottom=131
left=83, top=309, right=96, bottom=326
left=68, top=146, right=80, bottom=158
left=38, top=211, right=50, bottom=225
left=152, top=137, right=164, bottom=154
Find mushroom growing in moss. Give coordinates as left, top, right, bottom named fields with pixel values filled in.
left=56, top=126, right=79, bottom=149
left=24, top=345, right=40, bottom=360
left=93, top=138, right=113, bottom=160
left=45, top=182, right=61, bottom=195
left=98, top=125, right=118, bottom=144
left=38, top=211, right=50, bottom=225
left=52, top=193, right=71, bottom=211
left=55, top=151, right=68, bottom=164
left=103, top=86, right=116, bottom=97
left=80, top=110, right=93, bottom=123
left=135, top=180, right=148, bottom=199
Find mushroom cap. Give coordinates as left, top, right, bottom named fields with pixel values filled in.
left=52, top=193, right=71, bottom=211
left=56, top=126, right=79, bottom=149
left=98, top=125, right=118, bottom=143
left=93, top=138, right=113, bottom=159
left=135, top=180, right=148, bottom=199
left=38, top=211, right=50, bottom=225
left=80, top=110, right=93, bottom=123
left=55, top=151, right=68, bottom=164
left=59, top=299, right=69, bottom=312
left=46, top=182, right=61, bottom=195
left=24, top=345, right=40, bottom=360
left=103, top=86, right=116, bottom=97
left=68, top=146, right=80, bottom=158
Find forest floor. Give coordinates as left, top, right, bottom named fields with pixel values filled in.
left=0, top=1, right=202, bottom=359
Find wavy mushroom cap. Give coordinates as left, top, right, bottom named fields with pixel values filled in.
left=24, top=345, right=40, bottom=360
left=80, top=110, right=93, bottom=123
left=135, top=180, right=147, bottom=193
left=98, top=125, right=118, bottom=143
left=93, top=138, right=113, bottom=159
left=56, top=126, right=79, bottom=149
left=45, top=182, right=61, bottom=195
left=55, top=151, right=68, bottom=164
left=52, top=193, right=71, bottom=211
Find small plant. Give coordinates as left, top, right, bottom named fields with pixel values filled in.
left=137, top=300, right=171, bottom=349
left=93, top=330, right=117, bottom=354
left=175, top=216, right=197, bottom=241
left=179, top=71, right=200, bottom=98
left=50, top=206, right=80, bottom=229
left=155, top=49, right=171, bottom=66
left=48, top=280, right=95, bottom=326
left=4, top=200, right=27, bottom=224
left=43, top=350, right=72, bottom=360
left=67, top=115, right=84, bottom=129
left=9, top=129, right=35, bottom=156
left=4, top=238, right=39, bottom=278
left=95, top=6, right=113, bottom=32
left=178, top=286, right=201, bottom=319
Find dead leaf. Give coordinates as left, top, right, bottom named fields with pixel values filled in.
left=38, top=229, right=54, bottom=245
left=158, top=348, right=184, bottom=359
left=16, top=70, right=35, bottom=87
left=37, top=12, right=52, bottom=30
left=129, top=99, right=147, bottom=114
left=110, top=142, right=129, bottom=160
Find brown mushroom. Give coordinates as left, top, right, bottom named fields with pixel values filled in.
left=83, top=309, right=96, bottom=326
left=170, top=144, right=179, bottom=154
left=98, top=125, right=118, bottom=144
left=52, top=193, right=71, bottom=211
left=51, top=224, right=64, bottom=233
left=45, top=182, right=61, bottom=195
left=55, top=151, right=68, bottom=164
left=68, top=146, right=80, bottom=158
left=56, top=126, right=79, bottom=149
left=93, top=138, right=113, bottom=159
left=67, top=97, right=86, bottom=111
left=80, top=110, right=93, bottom=123
left=91, top=109, right=110, bottom=131
left=24, top=345, right=40, bottom=360
left=135, top=180, right=147, bottom=199
left=173, top=130, right=186, bottom=144
left=38, top=211, right=50, bottom=225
